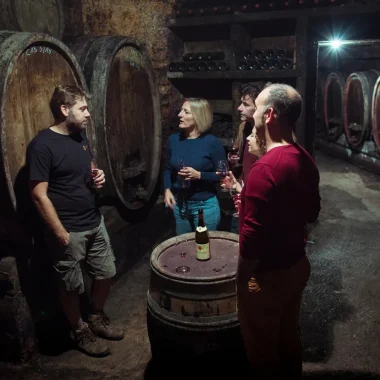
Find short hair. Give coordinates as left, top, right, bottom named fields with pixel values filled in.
left=50, top=85, right=88, bottom=119
left=263, top=84, right=302, bottom=126
left=186, top=98, right=213, bottom=134
left=240, top=81, right=269, bottom=101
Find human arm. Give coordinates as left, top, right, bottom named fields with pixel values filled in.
left=29, top=180, right=69, bottom=246
left=163, top=136, right=176, bottom=209
left=200, top=137, right=227, bottom=182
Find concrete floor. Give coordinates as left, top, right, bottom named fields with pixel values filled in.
left=1, top=149, right=380, bottom=380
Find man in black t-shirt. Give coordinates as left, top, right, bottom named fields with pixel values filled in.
left=27, top=85, right=123, bottom=357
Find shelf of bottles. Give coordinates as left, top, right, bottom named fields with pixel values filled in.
left=238, top=48, right=295, bottom=71
left=174, top=0, right=349, bottom=18
left=169, top=51, right=229, bottom=73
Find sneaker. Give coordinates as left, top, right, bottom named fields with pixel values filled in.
left=88, top=312, right=124, bottom=341
left=73, top=322, right=110, bottom=357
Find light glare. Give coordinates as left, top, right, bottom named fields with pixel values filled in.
left=331, top=39, right=342, bottom=49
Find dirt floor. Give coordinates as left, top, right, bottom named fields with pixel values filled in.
left=1, top=149, right=380, bottom=380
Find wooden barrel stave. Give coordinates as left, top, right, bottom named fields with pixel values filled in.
left=0, top=31, right=88, bottom=241
left=323, top=72, right=346, bottom=142
left=66, top=36, right=162, bottom=214
left=343, top=69, right=380, bottom=149
left=0, top=0, right=64, bottom=39
left=371, top=76, right=380, bottom=150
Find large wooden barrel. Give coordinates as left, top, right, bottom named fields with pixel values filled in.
left=0, top=32, right=88, bottom=241
left=323, top=72, right=346, bottom=141
left=0, top=0, right=64, bottom=39
left=371, top=76, right=380, bottom=150
left=147, top=231, right=246, bottom=369
left=343, top=69, right=380, bottom=149
left=66, top=36, right=162, bottom=214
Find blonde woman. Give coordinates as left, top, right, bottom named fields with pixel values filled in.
left=164, top=98, right=226, bottom=234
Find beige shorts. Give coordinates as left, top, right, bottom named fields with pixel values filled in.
left=45, top=217, right=116, bottom=294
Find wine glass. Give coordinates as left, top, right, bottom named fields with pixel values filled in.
left=217, top=159, right=229, bottom=192
left=178, top=158, right=190, bottom=189
left=230, top=179, right=243, bottom=218
left=90, top=159, right=99, bottom=188
left=174, top=235, right=190, bottom=273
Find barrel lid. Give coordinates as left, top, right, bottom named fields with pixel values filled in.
left=151, top=232, right=239, bottom=282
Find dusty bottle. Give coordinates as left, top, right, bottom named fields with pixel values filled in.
left=195, top=209, right=210, bottom=261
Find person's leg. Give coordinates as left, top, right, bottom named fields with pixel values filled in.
left=86, top=218, right=124, bottom=341
left=49, top=230, right=109, bottom=357
left=173, top=199, right=193, bottom=234
left=279, top=256, right=311, bottom=379
left=237, top=274, right=283, bottom=380
left=230, top=214, right=239, bottom=234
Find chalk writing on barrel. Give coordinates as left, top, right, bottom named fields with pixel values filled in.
left=26, top=46, right=52, bottom=56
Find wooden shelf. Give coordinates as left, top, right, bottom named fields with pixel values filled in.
left=167, top=70, right=300, bottom=80
left=169, top=4, right=380, bottom=28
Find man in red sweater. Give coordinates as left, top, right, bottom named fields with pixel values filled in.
left=237, top=83, right=321, bottom=379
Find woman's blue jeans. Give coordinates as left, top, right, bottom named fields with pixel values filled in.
left=173, top=196, right=221, bottom=235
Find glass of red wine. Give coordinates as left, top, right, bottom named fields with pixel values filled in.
left=217, top=159, right=229, bottom=192
left=91, top=159, right=99, bottom=188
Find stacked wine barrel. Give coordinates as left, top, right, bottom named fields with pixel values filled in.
left=320, top=69, right=380, bottom=153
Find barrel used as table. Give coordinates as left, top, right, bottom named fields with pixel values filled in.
left=0, top=0, right=64, bottom=39
left=66, top=36, right=162, bottom=216
left=0, top=31, right=88, bottom=241
left=147, top=231, right=245, bottom=363
left=343, top=69, right=380, bottom=149
left=323, top=72, right=346, bottom=141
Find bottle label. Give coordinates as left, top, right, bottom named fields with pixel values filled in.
left=196, top=243, right=210, bottom=260
left=196, top=226, right=207, bottom=233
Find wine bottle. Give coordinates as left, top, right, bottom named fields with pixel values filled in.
left=182, top=53, right=195, bottom=61
left=253, top=49, right=265, bottom=60
left=204, top=51, right=225, bottom=61
left=185, top=62, right=197, bottom=72
left=207, top=61, right=217, bottom=71
left=177, top=62, right=187, bottom=72
left=238, top=60, right=249, bottom=70
left=265, top=49, right=275, bottom=59
left=196, top=61, right=208, bottom=71
left=217, top=61, right=228, bottom=71
left=195, top=209, right=210, bottom=261
left=260, top=59, right=271, bottom=70
left=281, top=58, right=294, bottom=69
left=243, top=50, right=253, bottom=60
left=169, top=62, right=179, bottom=72
left=270, top=58, right=282, bottom=70
left=250, top=59, right=261, bottom=70
left=274, top=48, right=291, bottom=59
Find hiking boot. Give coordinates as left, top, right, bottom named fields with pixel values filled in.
left=73, top=322, right=110, bottom=357
left=88, top=312, right=124, bottom=341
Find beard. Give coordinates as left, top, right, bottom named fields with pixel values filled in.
left=66, top=110, right=86, bottom=131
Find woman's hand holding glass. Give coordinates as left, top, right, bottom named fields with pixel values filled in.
left=218, top=170, right=243, bottom=193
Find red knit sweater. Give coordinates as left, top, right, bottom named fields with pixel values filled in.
left=239, top=143, right=321, bottom=272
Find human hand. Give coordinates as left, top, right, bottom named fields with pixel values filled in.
left=164, top=189, right=176, bottom=210
left=92, top=169, right=105, bottom=188
left=56, top=230, right=70, bottom=247
left=178, top=166, right=200, bottom=180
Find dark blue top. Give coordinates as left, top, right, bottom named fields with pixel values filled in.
left=163, top=132, right=226, bottom=201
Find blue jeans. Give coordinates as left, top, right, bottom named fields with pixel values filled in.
left=173, top=196, right=221, bottom=235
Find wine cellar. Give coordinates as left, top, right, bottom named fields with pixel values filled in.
left=1, top=1, right=380, bottom=379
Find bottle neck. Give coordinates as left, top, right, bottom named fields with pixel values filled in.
left=198, top=213, right=205, bottom=227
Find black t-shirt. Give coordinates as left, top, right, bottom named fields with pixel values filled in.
left=27, top=128, right=100, bottom=232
